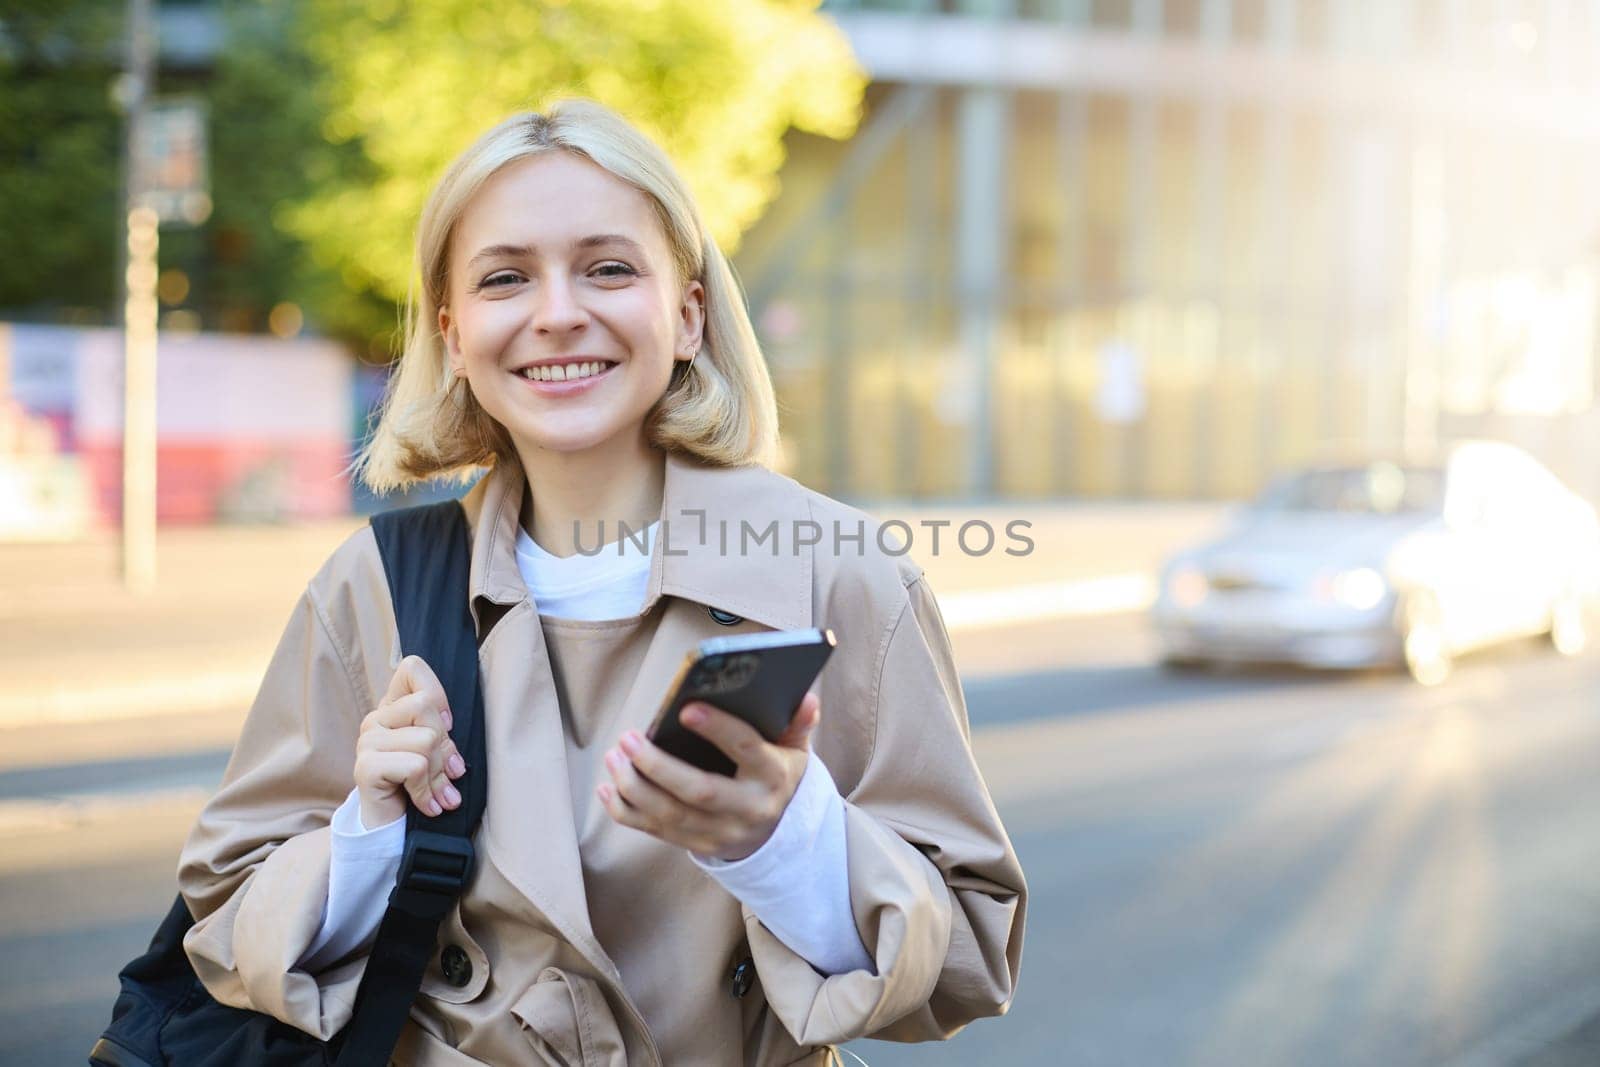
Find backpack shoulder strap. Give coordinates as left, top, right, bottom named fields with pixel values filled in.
left=334, top=499, right=488, bottom=1066
left=368, top=498, right=489, bottom=834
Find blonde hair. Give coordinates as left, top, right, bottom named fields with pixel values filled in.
left=352, top=99, right=781, bottom=493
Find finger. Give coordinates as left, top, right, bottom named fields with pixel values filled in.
left=363, top=724, right=442, bottom=755
left=597, top=782, right=653, bottom=834
left=616, top=730, right=740, bottom=813
left=678, top=703, right=782, bottom=782
left=368, top=689, right=451, bottom=735
left=603, top=746, right=709, bottom=832
left=380, top=657, right=415, bottom=704
left=381, top=656, right=452, bottom=727
left=359, top=750, right=439, bottom=815
left=596, top=780, right=729, bottom=852
left=443, top=740, right=467, bottom=779
left=773, top=691, right=821, bottom=750
left=375, top=725, right=466, bottom=780
left=385, top=748, right=449, bottom=817
left=400, top=753, right=456, bottom=816
left=430, top=769, right=462, bottom=811
left=382, top=654, right=443, bottom=703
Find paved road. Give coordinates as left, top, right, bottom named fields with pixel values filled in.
left=3, top=613, right=1598, bottom=1066
left=855, top=618, right=1600, bottom=1067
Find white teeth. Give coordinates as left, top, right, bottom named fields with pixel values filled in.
left=520, top=362, right=613, bottom=382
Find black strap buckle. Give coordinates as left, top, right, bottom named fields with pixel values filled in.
left=396, top=830, right=475, bottom=899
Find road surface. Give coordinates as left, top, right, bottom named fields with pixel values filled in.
left=2, top=612, right=1597, bottom=1066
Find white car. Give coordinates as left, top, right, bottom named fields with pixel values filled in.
left=1151, top=441, right=1600, bottom=684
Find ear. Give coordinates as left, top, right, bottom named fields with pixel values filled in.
left=438, top=305, right=464, bottom=374
left=675, top=279, right=705, bottom=363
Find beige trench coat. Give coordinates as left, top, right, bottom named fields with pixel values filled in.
left=177, top=449, right=1027, bottom=1065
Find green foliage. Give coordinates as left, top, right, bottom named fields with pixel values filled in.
left=197, top=0, right=395, bottom=346
left=286, top=0, right=867, bottom=349
left=2, top=0, right=865, bottom=356
left=0, top=0, right=125, bottom=319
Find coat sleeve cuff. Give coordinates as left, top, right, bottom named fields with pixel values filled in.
left=691, top=750, right=874, bottom=977
left=740, top=800, right=952, bottom=1046
left=183, top=827, right=368, bottom=1040
left=298, top=787, right=404, bottom=972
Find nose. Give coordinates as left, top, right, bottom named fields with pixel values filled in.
left=529, top=273, right=588, bottom=337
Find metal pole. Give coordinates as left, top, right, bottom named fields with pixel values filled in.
left=1055, top=89, right=1087, bottom=497
left=1257, top=0, right=1295, bottom=485
left=121, top=0, right=158, bottom=592
left=1193, top=0, right=1229, bottom=497
left=1404, top=135, right=1444, bottom=462
left=1119, top=0, right=1162, bottom=498
left=902, top=93, right=937, bottom=498
left=956, top=86, right=1008, bottom=497
left=825, top=209, right=851, bottom=498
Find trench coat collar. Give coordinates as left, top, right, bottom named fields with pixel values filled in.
left=462, top=449, right=813, bottom=631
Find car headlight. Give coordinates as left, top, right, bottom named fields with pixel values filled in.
left=1328, top=567, right=1388, bottom=611
left=1168, top=565, right=1208, bottom=609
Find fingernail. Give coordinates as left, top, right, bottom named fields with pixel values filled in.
left=681, top=705, right=705, bottom=725
left=426, top=799, right=441, bottom=816
left=441, top=707, right=453, bottom=730
left=605, top=749, right=622, bottom=771
left=619, top=732, right=642, bottom=755
left=443, top=784, right=461, bottom=806
left=448, top=754, right=466, bottom=777
left=597, top=784, right=612, bottom=803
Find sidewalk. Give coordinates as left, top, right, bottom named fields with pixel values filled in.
left=0, top=501, right=1229, bottom=741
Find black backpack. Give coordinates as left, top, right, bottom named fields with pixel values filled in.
left=89, top=499, right=489, bottom=1067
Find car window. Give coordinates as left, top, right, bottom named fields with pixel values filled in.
left=1255, top=463, right=1446, bottom=515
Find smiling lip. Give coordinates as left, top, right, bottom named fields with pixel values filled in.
left=511, top=362, right=617, bottom=396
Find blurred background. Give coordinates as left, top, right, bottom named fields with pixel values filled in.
left=4, top=1, right=1600, bottom=1064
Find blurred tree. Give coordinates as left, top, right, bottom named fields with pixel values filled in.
left=1, top=0, right=864, bottom=356
left=283, top=0, right=867, bottom=356
left=0, top=0, right=125, bottom=321
left=171, top=0, right=396, bottom=348
left=0, top=0, right=351, bottom=337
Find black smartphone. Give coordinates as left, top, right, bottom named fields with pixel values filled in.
left=645, top=628, right=837, bottom=776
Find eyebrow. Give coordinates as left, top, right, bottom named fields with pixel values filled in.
left=465, top=234, right=647, bottom=271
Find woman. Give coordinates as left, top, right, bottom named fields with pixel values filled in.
left=178, top=99, right=1026, bottom=1066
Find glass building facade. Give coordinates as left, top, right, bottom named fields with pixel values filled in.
left=735, top=1, right=1600, bottom=501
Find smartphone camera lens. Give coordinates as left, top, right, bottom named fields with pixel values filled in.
left=727, top=654, right=758, bottom=687
left=702, top=655, right=726, bottom=671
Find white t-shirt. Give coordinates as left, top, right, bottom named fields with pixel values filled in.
left=298, top=522, right=872, bottom=978
left=512, top=519, right=658, bottom=621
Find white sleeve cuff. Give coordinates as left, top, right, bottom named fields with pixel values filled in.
left=691, top=750, right=875, bottom=977
left=297, top=787, right=406, bottom=972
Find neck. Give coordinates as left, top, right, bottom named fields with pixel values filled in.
left=513, top=431, right=666, bottom=558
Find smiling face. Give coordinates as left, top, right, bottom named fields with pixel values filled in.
left=438, top=151, right=704, bottom=464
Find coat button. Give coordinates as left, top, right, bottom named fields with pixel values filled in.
left=708, top=607, right=743, bottom=626
left=440, top=944, right=472, bottom=988
left=729, top=956, right=756, bottom=999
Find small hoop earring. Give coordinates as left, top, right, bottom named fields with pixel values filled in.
left=445, top=368, right=470, bottom=408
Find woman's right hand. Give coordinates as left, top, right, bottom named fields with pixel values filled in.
left=354, top=655, right=468, bottom=829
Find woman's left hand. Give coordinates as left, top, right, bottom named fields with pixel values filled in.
left=598, top=691, right=821, bottom=862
